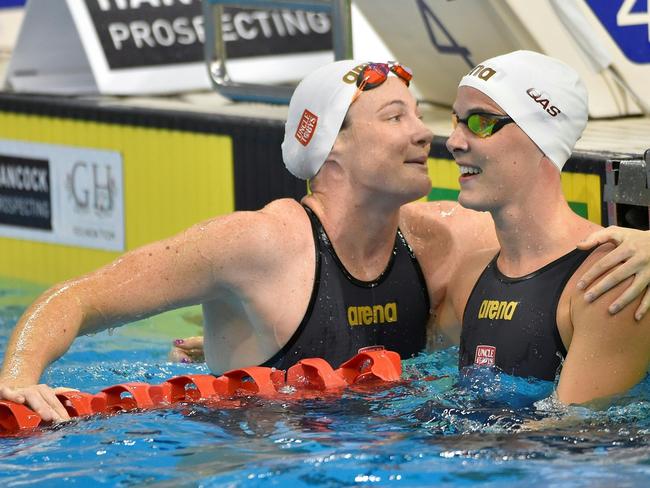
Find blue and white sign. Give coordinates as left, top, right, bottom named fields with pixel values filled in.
left=585, top=0, right=650, bottom=63
left=0, top=0, right=26, bottom=9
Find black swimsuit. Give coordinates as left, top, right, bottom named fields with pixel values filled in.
left=459, top=249, right=592, bottom=381
left=262, top=206, right=430, bottom=370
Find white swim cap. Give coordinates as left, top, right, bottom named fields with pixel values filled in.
left=282, top=60, right=369, bottom=180
left=459, top=50, right=588, bottom=170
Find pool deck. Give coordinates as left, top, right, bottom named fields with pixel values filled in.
left=0, top=52, right=647, bottom=160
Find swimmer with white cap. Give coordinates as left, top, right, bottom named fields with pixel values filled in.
left=436, top=50, right=650, bottom=404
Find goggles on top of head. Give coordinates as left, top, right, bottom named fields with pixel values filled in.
left=452, top=112, right=514, bottom=138
left=352, top=62, right=413, bottom=102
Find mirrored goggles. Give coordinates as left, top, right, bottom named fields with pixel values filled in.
left=451, top=112, right=514, bottom=138
left=352, top=62, right=413, bottom=102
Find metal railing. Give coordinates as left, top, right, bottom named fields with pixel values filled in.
left=202, top=0, right=352, bottom=104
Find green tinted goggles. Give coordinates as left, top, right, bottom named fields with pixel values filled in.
left=452, top=112, right=514, bottom=138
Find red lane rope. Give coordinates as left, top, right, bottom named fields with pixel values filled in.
left=0, top=347, right=402, bottom=435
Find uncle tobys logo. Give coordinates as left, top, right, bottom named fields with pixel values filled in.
left=474, top=345, right=496, bottom=366
left=295, top=109, right=318, bottom=146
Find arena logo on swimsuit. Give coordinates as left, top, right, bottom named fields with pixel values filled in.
left=347, top=302, right=397, bottom=326
left=477, top=299, right=518, bottom=320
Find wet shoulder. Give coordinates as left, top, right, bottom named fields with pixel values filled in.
left=257, top=198, right=314, bottom=255
left=563, top=242, right=616, bottom=306
left=399, top=201, right=457, bottom=255
left=400, top=201, right=496, bottom=262
left=185, top=198, right=310, bottom=265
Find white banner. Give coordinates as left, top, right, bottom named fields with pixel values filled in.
left=0, top=139, right=124, bottom=251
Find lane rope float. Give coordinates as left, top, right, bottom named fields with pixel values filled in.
left=0, top=346, right=402, bottom=435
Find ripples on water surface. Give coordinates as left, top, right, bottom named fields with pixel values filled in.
left=0, top=283, right=648, bottom=487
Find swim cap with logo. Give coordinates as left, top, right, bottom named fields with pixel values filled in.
left=282, top=60, right=383, bottom=179
left=459, top=50, right=588, bottom=170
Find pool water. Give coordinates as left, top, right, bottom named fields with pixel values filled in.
left=0, top=281, right=649, bottom=487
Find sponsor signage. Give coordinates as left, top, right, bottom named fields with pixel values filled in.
left=0, top=155, right=51, bottom=231
left=347, top=302, right=398, bottom=327
left=474, top=345, right=496, bottom=366
left=6, top=0, right=333, bottom=95
left=85, top=1, right=331, bottom=69
left=83, top=0, right=207, bottom=70
left=220, top=6, right=331, bottom=58
left=295, top=109, right=318, bottom=146
left=0, top=140, right=124, bottom=251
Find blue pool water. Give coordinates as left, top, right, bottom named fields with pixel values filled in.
left=0, top=281, right=649, bottom=487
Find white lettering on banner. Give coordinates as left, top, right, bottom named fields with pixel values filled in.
left=0, top=164, right=49, bottom=192
left=174, top=17, right=198, bottom=44
left=152, top=19, right=176, bottom=46
left=253, top=11, right=275, bottom=37
left=617, top=0, right=650, bottom=42
left=108, top=23, right=130, bottom=49
left=108, top=16, right=204, bottom=50
left=131, top=21, right=157, bottom=48
left=107, top=9, right=329, bottom=51
left=222, top=11, right=330, bottom=42
left=0, top=195, right=50, bottom=219
left=233, top=13, right=257, bottom=41
left=96, top=0, right=196, bottom=11
left=271, top=11, right=286, bottom=36
left=305, top=12, right=330, bottom=34
left=284, top=11, right=310, bottom=35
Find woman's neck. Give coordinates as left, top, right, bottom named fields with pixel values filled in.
left=302, top=191, right=403, bottom=280
left=492, top=193, right=599, bottom=277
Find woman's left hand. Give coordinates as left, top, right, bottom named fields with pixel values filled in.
left=576, top=226, right=650, bottom=320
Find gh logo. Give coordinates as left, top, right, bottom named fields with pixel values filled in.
left=68, top=161, right=115, bottom=214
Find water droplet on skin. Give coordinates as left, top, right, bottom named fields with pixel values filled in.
left=440, top=205, right=457, bottom=218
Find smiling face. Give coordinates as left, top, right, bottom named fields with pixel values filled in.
left=446, top=86, right=545, bottom=213
left=331, top=77, right=433, bottom=205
